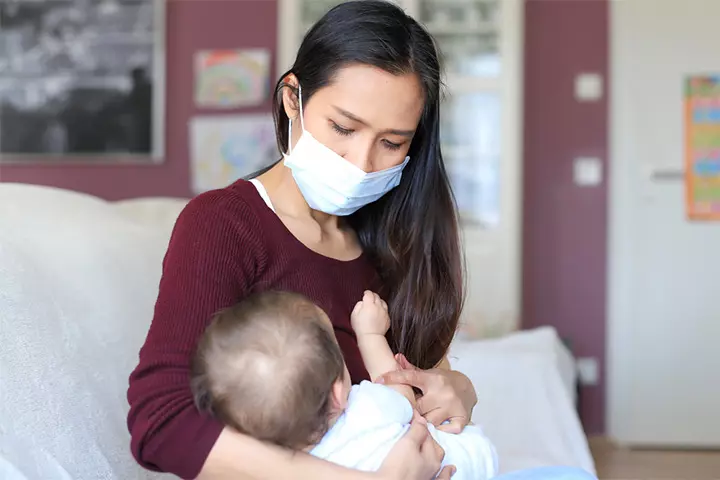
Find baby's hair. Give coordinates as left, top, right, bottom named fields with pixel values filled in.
left=191, top=291, right=346, bottom=449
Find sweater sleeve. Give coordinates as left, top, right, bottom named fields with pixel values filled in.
left=127, top=189, right=266, bottom=479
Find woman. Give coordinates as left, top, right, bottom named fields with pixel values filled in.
left=128, top=2, right=468, bottom=478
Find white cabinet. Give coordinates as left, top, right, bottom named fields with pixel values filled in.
left=278, top=0, right=523, bottom=336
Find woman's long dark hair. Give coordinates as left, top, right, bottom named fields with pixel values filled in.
left=271, top=0, right=464, bottom=369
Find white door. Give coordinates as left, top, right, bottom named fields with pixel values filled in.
left=608, top=0, right=720, bottom=447
left=279, top=0, right=524, bottom=337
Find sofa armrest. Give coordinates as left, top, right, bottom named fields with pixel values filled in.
left=448, top=328, right=595, bottom=475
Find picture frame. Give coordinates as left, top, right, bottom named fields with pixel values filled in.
left=0, top=0, right=165, bottom=164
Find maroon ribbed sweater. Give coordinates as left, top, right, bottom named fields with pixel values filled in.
left=127, top=180, right=378, bottom=479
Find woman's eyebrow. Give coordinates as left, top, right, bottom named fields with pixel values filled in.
left=332, top=105, right=415, bottom=138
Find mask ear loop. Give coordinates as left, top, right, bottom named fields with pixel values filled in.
left=287, top=115, right=292, bottom=155
left=286, top=84, right=304, bottom=155
left=298, top=84, right=305, bottom=130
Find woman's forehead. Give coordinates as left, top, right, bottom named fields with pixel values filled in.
left=314, top=64, right=425, bottom=130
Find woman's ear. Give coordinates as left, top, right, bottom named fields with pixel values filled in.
left=282, top=73, right=300, bottom=122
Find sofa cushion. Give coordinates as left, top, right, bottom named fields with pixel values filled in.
left=0, top=184, right=173, bottom=479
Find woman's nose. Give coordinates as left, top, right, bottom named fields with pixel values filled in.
left=347, top=142, right=374, bottom=173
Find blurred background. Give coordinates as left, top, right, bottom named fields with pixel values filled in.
left=1, top=1, right=719, bottom=478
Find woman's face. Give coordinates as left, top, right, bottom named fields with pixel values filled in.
left=284, top=64, right=425, bottom=173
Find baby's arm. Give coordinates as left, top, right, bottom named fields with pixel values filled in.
left=351, top=291, right=416, bottom=406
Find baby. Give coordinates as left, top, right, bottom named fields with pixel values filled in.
left=191, top=290, right=498, bottom=479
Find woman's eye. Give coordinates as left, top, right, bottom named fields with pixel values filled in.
left=331, top=122, right=353, bottom=136
left=383, top=139, right=402, bottom=151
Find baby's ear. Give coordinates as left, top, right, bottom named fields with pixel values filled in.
left=330, top=377, right=349, bottom=412
left=191, top=375, right=215, bottom=415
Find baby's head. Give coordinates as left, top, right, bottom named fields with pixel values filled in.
left=191, top=291, right=351, bottom=450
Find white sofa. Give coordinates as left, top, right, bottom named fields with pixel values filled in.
left=0, top=183, right=595, bottom=479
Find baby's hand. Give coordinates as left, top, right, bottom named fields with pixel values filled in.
left=351, top=291, right=391, bottom=336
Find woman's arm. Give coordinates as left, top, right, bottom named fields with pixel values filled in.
left=127, top=191, right=267, bottom=477
left=198, top=429, right=372, bottom=480
left=199, top=422, right=454, bottom=480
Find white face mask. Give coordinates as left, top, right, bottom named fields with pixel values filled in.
left=283, top=85, right=410, bottom=216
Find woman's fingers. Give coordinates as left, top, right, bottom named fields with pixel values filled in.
left=419, top=428, right=445, bottom=475
left=417, top=392, right=469, bottom=430
left=404, top=417, right=430, bottom=445
left=436, top=417, right=466, bottom=434
left=419, top=396, right=469, bottom=429
left=395, top=353, right=416, bottom=371
left=385, top=355, right=474, bottom=432
left=431, top=434, right=445, bottom=460
left=436, top=465, right=457, bottom=479
left=376, top=367, right=428, bottom=390
left=422, top=407, right=449, bottom=427
left=378, top=417, right=443, bottom=480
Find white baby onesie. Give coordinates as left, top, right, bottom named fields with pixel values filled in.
left=310, top=381, right=498, bottom=480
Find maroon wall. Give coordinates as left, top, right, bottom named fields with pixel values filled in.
left=522, top=0, right=609, bottom=434
left=1, top=0, right=611, bottom=433
left=0, top=0, right=278, bottom=201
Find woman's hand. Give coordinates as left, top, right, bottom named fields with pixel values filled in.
left=199, top=424, right=453, bottom=480
left=377, top=354, right=477, bottom=434
left=378, top=416, right=456, bottom=480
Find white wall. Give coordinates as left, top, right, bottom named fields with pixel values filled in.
left=608, top=0, right=720, bottom=446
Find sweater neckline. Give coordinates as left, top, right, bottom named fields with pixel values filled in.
left=242, top=179, right=367, bottom=265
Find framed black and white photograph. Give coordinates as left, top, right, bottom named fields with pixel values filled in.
left=0, top=0, right=165, bottom=163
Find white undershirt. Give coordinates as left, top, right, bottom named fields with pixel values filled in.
left=249, top=179, right=275, bottom=212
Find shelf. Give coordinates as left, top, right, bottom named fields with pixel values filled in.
left=424, top=22, right=496, bottom=37
left=444, top=74, right=502, bottom=91
left=420, top=0, right=498, bottom=4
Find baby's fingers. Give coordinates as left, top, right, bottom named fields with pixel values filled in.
left=363, top=290, right=376, bottom=304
